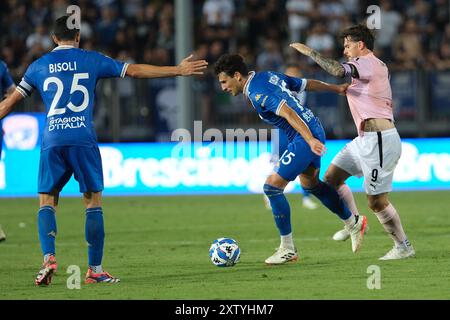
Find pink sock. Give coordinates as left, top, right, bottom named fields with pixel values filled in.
left=374, top=203, right=407, bottom=245
left=337, top=184, right=359, bottom=216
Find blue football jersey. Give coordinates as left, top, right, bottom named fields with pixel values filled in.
left=0, top=59, right=14, bottom=97
left=244, top=71, right=321, bottom=142
left=16, top=45, right=128, bottom=150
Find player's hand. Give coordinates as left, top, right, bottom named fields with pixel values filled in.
left=307, top=138, right=327, bottom=156
left=337, top=83, right=349, bottom=96
left=178, top=54, right=208, bottom=76
left=290, top=43, right=313, bottom=56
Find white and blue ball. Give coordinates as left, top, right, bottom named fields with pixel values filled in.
left=209, top=237, right=240, bottom=267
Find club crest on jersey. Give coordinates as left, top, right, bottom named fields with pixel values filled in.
left=269, top=75, right=279, bottom=85
left=49, top=62, right=77, bottom=73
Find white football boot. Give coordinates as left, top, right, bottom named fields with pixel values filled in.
left=332, top=219, right=369, bottom=241
left=0, top=225, right=5, bottom=242
left=345, top=215, right=368, bottom=253
left=265, top=247, right=298, bottom=265
left=332, top=228, right=350, bottom=241
left=379, top=244, right=415, bottom=260
left=302, top=197, right=318, bottom=210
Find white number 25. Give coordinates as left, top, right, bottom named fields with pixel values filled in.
left=44, top=73, right=90, bottom=117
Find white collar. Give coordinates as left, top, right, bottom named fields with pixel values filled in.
left=243, top=71, right=255, bottom=97
left=52, top=45, right=75, bottom=51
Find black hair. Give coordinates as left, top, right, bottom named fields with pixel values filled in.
left=53, top=15, right=80, bottom=41
left=214, top=54, right=248, bottom=77
left=340, top=24, right=375, bottom=51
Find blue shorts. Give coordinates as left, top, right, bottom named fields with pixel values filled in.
left=38, top=145, right=104, bottom=193
left=275, top=127, right=326, bottom=182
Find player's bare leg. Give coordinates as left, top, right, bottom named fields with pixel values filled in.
left=368, top=193, right=415, bottom=260
left=35, top=190, right=59, bottom=285
left=263, top=173, right=298, bottom=265
left=298, top=165, right=321, bottom=189
left=83, top=191, right=102, bottom=208
left=300, top=166, right=367, bottom=253
left=39, top=190, right=60, bottom=209
left=83, top=191, right=119, bottom=283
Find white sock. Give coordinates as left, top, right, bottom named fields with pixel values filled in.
left=91, top=265, right=103, bottom=273
left=343, top=215, right=356, bottom=229
left=374, top=203, right=407, bottom=246
left=280, top=233, right=295, bottom=250
left=337, top=184, right=359, bottom=216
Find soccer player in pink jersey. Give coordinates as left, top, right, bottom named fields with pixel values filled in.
left=290, top=24, right=415, bottom=260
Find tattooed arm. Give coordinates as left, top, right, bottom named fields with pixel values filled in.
left=290, top=43, right=345, bottom=78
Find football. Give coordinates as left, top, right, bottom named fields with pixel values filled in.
left=209, top=237, right=241, bottom=267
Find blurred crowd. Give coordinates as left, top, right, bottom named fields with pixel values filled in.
left=0, top=0, right=449, bottom=139
left=1, top=0, right=449, bottom=81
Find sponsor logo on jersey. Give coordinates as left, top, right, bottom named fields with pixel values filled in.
left=48, top=116, right=86, bottom=131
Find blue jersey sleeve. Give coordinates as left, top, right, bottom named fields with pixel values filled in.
left=93, top=52, right=128, bottom=79
left=16, top=63, right=37, bottom=98
left=1, top=61, right=14, bottom=94
left=285, top=75, right=307, bottom=93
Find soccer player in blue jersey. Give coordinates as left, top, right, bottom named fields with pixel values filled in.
left=0, top=59, right=16, bottom=243
left=0, top=16, right=207, bottom=285
left=214, top=54, right=367, bottom=264
left=282, top=64, right=318, bottom=210
left=265, top=64, right=318, bottom=211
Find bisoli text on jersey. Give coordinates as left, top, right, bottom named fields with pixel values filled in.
left=49, top=61, right=77, bottom=73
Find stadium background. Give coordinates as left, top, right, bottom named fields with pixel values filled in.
left=0, top=0, right=449, bottom=141
left=1, top=0, right=450, bottom=302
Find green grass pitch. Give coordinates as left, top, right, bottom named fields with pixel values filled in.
left=0, top=191, right=449, bottom=300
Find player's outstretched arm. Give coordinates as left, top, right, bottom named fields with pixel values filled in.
left=290, top=43, right=345, bottom=78
left=0, top=90, right=24, bottom=120
left=4, top=85, right=16, bottom=98
left=126, top=54, right=208, bottom=79
left=306, top=79, right=348, bottom=95
left=278, top=102, right=326, bottom=156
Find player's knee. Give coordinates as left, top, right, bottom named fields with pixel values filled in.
left=300, top=180, right=316, bottom=191
left=39, top=192, right=58, bottom=208
left=264, top=174, right=288, bottom=189
left=299, top=174, right=319, bottom=190
left=367, top=197, right=388, bottom=212
left=263, top=184, right=284, bottom=197
left=83, top=192, right=102, bottom=208
left=323, top=171, right=340, bottom=188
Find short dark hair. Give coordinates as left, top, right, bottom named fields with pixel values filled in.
left=214, top=54, right=248, bottom=77
left=53, top=15, right=80, bottom=41
left=340, top=24, right=375, bottom=51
